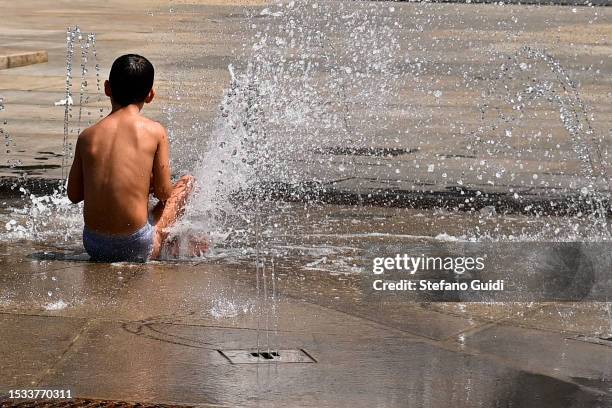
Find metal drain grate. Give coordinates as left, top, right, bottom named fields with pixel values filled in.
left=218, top=348, right=316, bottom=364
left=0, top=399, right=194, bottom=408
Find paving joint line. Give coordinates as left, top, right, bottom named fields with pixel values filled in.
left=33, top=318, right=95, bottom=387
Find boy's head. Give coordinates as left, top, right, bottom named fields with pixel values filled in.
left=105, top=54, right=155, bottom=107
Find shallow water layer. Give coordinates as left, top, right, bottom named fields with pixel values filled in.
left=1, top=229, right=611, bottom=407
left=1, top=192, right=610, bottom=267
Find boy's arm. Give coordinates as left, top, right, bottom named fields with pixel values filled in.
left=67, top=137, right=84, bottom=204
left=152, top=126, right=174, bottom=202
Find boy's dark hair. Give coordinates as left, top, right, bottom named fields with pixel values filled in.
left=108, top=54, right=154, bottom=107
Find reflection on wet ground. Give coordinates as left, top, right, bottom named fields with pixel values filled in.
left=1, top=201, right=611, bottom=406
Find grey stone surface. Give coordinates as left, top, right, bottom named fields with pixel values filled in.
left=462, top=323, right=612, bottom=394
left=0, top=313, right=87, bottom=388
left=0, top=238, right=611, bottom=406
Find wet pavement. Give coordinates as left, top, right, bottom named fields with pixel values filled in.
left=1, top=0, right=612, bottom=406
left=1, top=249, right=612, bottom=406
left=1, top=202, right=612, bottom=406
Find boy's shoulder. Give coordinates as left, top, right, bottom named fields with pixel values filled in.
left=128, top=115, right=167, bottom=141
left=138, top=116, right=167, bottom=137
left=79, top=115, right=167, bottom=141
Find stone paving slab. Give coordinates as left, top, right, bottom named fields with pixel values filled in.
left=0, top=251, right=419, bottom=336
left=0, top=313, right=87, bottom=388
left=1, top=296, right=610, bottom=407
left=0, top=50, right=48, bottom=70
left=462, top=323, right=612, bottom=394
left=505, top=302, right=612, bottom=336
left=275, top=273, right=483, bottom=340
left=0, top=233, right=611, bottom=406
left=34, top=317, right=609, bottom=407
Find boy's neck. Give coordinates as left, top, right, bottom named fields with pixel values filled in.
left=110, top=102, right=144, bottom=115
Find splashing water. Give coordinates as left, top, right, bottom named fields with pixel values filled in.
left=1, top=4, right=610, bottom=253
left=171, top=1, right=611, bottom=251
left=62, top=26, right=103, bottom=177
left=472, top=46, right=610, bottom=240
left=4, top=184, right=82, bottom=242
left=1, top=96, right=21, bottom=169
left=172, top=0, right=406, bottom=247
left=160, top=0, right=409, bottom=361
left=3, top=26, right=103, bottom=245
left=210, top=296, right=255, bottom=319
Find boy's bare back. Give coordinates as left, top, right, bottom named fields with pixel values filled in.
left=68, top=105, right=173, bottom=235
left=68, top=53, right=202, bottom=262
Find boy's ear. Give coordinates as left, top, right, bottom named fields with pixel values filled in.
left=145, top=88, right=156, bottom=104
left=104, top=80, right=112, bottom=98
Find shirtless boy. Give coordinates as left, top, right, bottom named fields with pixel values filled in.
left=67, top=54, right=195, bottom=262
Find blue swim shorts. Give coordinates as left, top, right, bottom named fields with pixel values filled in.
left=83, top=223, right=154, bottom=263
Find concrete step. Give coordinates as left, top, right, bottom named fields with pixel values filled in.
left=0, top=49, right=48, bottom=70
